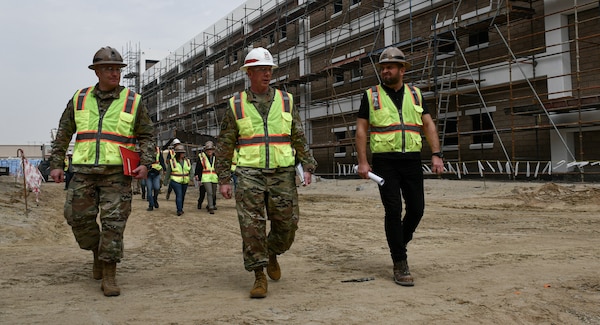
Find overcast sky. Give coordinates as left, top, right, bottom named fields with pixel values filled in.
left=0, top=0, right=246, bottom=145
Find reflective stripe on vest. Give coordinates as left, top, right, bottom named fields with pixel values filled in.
left=169, top=158, right=191, bottom=184
left=72, top=87, right=140, bottom=165
left=229, top=90, right=295, bottom=168
left=368, top=84, right=424, bottom=153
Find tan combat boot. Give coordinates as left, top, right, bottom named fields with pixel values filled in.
left=101, top=262, right=121, bottom=296
left=393, top=260, right=414, bottom=286
left=250, top=268, right=268, bottom=298
left=267, top=254, right=281, bottom=281
left=92, top=250, right=103, bottom=280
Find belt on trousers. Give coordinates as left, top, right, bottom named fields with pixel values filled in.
left=238, top=166, right=295, bottom=174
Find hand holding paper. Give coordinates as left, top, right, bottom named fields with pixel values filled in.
left=295, top=163, right=306, bottom=186
left=353, top=165, right=385, bottom=186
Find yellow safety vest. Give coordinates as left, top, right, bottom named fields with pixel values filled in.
left=63, top=157, right=70, bottom=172
left=169, top=158, right=191, bottom=184
left=230, top=149, right=238, bottom=172
left=367, top=84, right=424, bottom=153
left=71, top=87, right=140, bottom=165
left=200, top=152, right=218, bottom=183
left=229, top=90, right=295, bottom=168
left=151, top=151, right=163, bottom=171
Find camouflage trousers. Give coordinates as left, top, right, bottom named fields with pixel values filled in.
left=64, top=172, right=132, bottom=263
left=234, top=167, right=299, bottom=271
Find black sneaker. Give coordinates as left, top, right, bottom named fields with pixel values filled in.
left=154, top=201, right=159, bottom=208
left=147, top=206, right=153, bottom=211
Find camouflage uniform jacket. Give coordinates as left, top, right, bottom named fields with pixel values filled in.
left=215, top=87, right=317, bottom=185
left=50, top=84, right=155, bottom=174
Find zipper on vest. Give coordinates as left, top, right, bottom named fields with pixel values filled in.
left=95, top=100, right=107, bottom=166
left=263, top=114, right=270, bottom=168
left=399, top=97, right=406, bottom=153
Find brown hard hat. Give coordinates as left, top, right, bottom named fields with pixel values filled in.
left=378, top=47, right=411, bottom=69
left=88, top=46, right=127, bottom=70
left=174, top=144, right=186, bottom=153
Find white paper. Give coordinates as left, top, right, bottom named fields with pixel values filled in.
left=295, top=163, right=305, bottom=186
left=353, top=165, right=385, bottom=186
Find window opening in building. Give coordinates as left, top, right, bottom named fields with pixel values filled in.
left=472, top=113, right=493, bottom=144
left=469, top=30, right=489, bottom=47
left=438, top=39, right=456, bottom=54
left=269, top=32, right=275, bottom=45
left=334, top=129, right=355, bottom=157
left=444, top=118, right=458, bottom=146
left=334, top=72, right=344, bottom=86
left=351, top=67, right=362, bottom=81
left=334, top=0, right=343, bottom=14
left=280, top=26, right=287, bottom=41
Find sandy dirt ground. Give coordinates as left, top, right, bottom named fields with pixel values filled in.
left=1, top=174, right=599, bottom=325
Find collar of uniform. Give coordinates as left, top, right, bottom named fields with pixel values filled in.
left=380, top=83, right=405, bottom=95
left=246, top=87, right=274, bottom=103
left=93, top=84, right=125, bottom=99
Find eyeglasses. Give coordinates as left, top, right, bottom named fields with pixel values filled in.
left=98, top=66, right=123, bottom=73
left=250, top=67, right=273, bottom=73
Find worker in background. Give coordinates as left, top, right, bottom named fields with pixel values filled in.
left=193, top=145, right=207, bottom=210
left=355, top=46, right=444, bottom=287
left=146, top=146, right=166, bottom=211
left=49, top=46, right=155, bottom=297
left=63, top=149, right=74, bottom=190
left=195, top=140, right=218, bottom=214
left=216, top=47, right=317, bottom=298
left=164, top=144, right=192, bottom=216
left=165, top=138, right=181, bottom=200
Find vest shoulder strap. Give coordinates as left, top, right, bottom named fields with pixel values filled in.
left=408, top=85, right=421, bottom=106
left=370, top=86, right=380, bottom=110
left=75, top=87, right=93, bottom=111
left=122, top=89, right=139, bottom=114
left=233, top=92, right=244, bottom=120
left=278, top=90, right=291, bottom=113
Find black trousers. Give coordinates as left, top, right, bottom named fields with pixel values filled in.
left=372, top=156, right=424, bottom=262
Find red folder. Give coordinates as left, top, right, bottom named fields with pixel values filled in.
left=119, top=146, right=140, bottom=176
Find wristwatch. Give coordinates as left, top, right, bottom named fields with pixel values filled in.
left=432, top=152, right=444, bottom=159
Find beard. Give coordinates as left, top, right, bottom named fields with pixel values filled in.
left=381, top=73, right=401, bottom=86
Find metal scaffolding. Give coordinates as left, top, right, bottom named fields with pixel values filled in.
left=127, top=0, right=600, bottom=180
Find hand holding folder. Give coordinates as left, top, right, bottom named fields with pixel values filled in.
left=119, top=146, right=141, bottom=176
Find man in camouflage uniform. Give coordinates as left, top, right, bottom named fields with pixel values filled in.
left=49, top=46, right=155, bottom=297
left=216, top=47, right=317, bottom=298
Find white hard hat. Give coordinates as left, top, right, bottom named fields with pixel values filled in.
left=240, top=47, right=278, bottom=72
left=172, top=138, right=181, bottom=145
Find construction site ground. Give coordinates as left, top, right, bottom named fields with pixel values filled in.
left=1, top=175, right=599, bottom=324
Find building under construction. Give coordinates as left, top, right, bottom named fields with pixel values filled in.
left=125, top=0, right=600, bottom=180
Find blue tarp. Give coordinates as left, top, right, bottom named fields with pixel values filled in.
left=0, top=158, right=44, bottom=176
